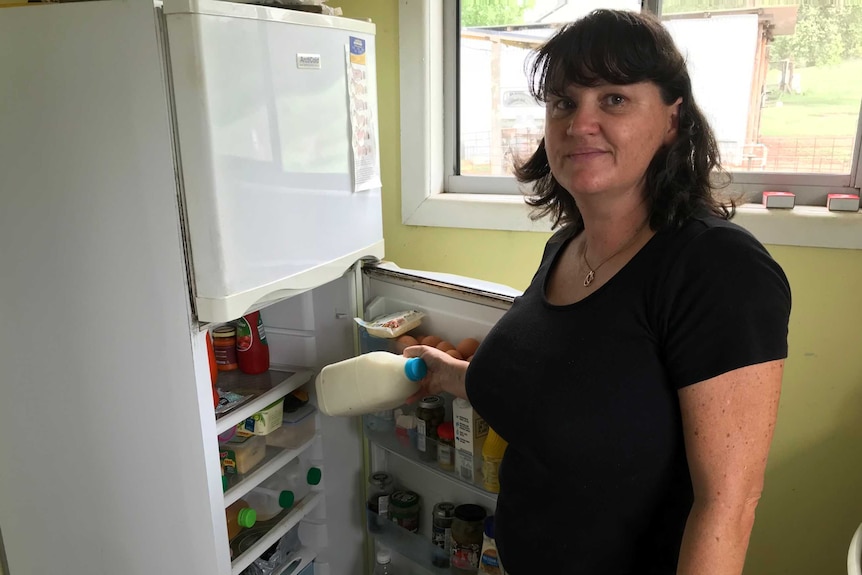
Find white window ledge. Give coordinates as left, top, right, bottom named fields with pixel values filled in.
left=402, top=191, right=862, bottom=250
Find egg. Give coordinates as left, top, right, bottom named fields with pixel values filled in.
left=446, top=349, right=464, bottom=360
left=394, top=334, right=419, bottom=353
left=436, top=341, right=455, bottom=353
left=421, top=335, right=442, bottom=347
left=456, top=337, right=480, bottom=359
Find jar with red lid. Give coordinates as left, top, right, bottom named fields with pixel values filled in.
left=436, top=421, right=455, bottom=472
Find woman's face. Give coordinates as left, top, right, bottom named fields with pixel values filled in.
left=544, top=80, right=681, bottom=201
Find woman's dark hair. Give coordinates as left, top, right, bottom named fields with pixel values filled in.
left=514, top=9, right=734, bottom=231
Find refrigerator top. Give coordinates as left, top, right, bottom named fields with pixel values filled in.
left=162, top=0, right=376, bottom=35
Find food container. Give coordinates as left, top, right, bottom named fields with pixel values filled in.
left=437, top=421, right=456, bottom=472
left=416, top=395, right=445, bottom=462
left=453, top=398, right=489, bottom=482
left=220, top=434, right=266, bottom=475
left=212, top=325, right=239, bottom=371
left=266, top=404, right=317, bottom=449
left=237, top=399, right=284, bottom=437
left=390, top=490, right=420, bottom=533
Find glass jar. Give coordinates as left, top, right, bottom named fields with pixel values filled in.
left=389, top=489, right=420, bottom=533
left=451, top=504, right=487, bottom=574
left=436, top=421, right=455, bottom=472
left=431, top=501, right=456, bottom=568
left=212, top=325, right=238, bottom=371
left=366, top=471, right=394, bottom=534
left=415, top=395, right=445, bottom=462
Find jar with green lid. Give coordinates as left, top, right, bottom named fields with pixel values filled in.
left=389, top=489, right=420, bottom=533
left=416, top=395, right=445, bottom=462
left=450, top=504, right=487, bottom=574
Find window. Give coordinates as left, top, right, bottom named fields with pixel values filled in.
left=399, top=0, right=862, bottom=247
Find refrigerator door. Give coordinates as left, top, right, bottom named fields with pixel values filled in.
left=163, top=0, right=384, bottom=324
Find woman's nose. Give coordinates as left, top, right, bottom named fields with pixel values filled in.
left=565, top=104, right=599, bottom=136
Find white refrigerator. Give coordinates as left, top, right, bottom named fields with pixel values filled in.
left=0, top=1, right=519, bottom=574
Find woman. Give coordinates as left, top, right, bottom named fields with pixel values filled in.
left=405, top=8, right=790, bottom=575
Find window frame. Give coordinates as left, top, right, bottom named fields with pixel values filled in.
left=398, top=0, right=862, bottom=249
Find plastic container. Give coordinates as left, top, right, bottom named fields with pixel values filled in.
left=243, top=485, right=295, bottom=521
left=213, top=325, right=239, bottom=371
left=236, top=310, right=270, bottom=375
left=315, top=352, right=427, bottom=417
left=220, top=434, right=266, bottom=475
left=477, top=516, right=504, bottom=574
left=261, top=456, right=322, bottom=505
left=225, top=499, right=257, bottom=542
left=266, top=404, right=317, bottom=449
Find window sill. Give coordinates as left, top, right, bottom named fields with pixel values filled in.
left=402, top=192, right=862, bottom=250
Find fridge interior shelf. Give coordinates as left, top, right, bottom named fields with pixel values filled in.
left=367, top=511, right=451, bottom=574
left=215, top=366, right=313, bottom=435
left=223, top=434, right=318, bottom=507
left=363, top=414, right=500, bottom=500
left=231, top=491, right=323, bottom=575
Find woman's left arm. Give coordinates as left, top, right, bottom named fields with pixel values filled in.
left=676, top=359, right=784, bottom=575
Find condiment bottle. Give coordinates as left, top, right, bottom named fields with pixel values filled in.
left=206, top=331, right=219, bottom=408
left=225, top=499, right=256, bottom=541
left=212, top=326, right=238, bottom=371
left=477, top=516, right=505, bottom=574
left=451, top=504, right=487, bottom=574
left=437, top=421, right=456, bottom=472
left=236, top=310, right=269, bottom=375
left=431, top=501, right=456, bottom=568
left=315, top=352, right=427, bottom=417
left=481, top=427, right=508, bottom=493
left=416, top=395, right=445, bottom=462
left=390, top=490, right=420, bottom=533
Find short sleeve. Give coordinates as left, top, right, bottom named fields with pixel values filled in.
left=659, top=225, right=791, bottom=389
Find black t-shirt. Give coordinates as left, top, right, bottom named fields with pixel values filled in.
left=465, top=215, right=791, bottom=574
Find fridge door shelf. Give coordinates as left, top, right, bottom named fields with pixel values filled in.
left=367, top=511, right=452, bottom=574
left=273, top=545, right=317, bottom=575
left=231, top=491, right=323, bottom=575
left=223, top=434, right=318, bottom=507
left=363, top=414, right=500, bottom=500
left=216, top=367, right=313, bottom=435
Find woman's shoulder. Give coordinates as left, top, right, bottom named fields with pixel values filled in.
left=665, top=214, right=767, bottom=260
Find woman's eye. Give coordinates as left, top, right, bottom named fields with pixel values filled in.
left=604, top=94, right=626, bottom=107
left=548, top=98, right=573, bottom=115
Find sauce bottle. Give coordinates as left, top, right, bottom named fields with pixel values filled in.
left=315, top=352, right=427, bottom=416
left=477, top=516, right=505, bottom=574
left=236, top=311, right=270, bottom=375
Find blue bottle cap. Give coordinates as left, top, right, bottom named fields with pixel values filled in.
left=404, top=357, right=427, bottom=381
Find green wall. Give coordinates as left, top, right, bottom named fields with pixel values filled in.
left=342, top=1, right=862, bottom=573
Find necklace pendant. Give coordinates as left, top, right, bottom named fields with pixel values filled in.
left=583, top=270, right=595, bottom=287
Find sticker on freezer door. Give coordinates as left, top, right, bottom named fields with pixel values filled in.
left=346, top=36, right=380, bottom=192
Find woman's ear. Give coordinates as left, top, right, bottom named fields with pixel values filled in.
left=664, top=97, right=683, bottom=144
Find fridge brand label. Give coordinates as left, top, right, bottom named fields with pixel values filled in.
left=296, top=54, right=321, bottom=69
left=349, top=36, right=366, bottom=64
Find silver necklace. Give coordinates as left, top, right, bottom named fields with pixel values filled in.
left=581, top=221, right=649, bottom=287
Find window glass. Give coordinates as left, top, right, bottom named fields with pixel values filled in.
left=458, top=0, right=862, bottom=178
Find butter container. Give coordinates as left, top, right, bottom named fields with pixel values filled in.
left=220, top=434, right=266, bottom=475
left=236, top=399, right=284, bottom=437
left=265, top=404, right=317, bottom=449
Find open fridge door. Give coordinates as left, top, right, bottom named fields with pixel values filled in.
left=225, top=261, right=519, bottom=575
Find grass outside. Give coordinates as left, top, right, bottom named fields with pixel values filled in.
left=760, top=58, right=862, bottom=138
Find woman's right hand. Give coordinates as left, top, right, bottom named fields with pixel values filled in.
left=402, top=345, right=469, bottom=403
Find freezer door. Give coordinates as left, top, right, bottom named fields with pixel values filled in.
left=163, top=0, right=384, bottom=323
